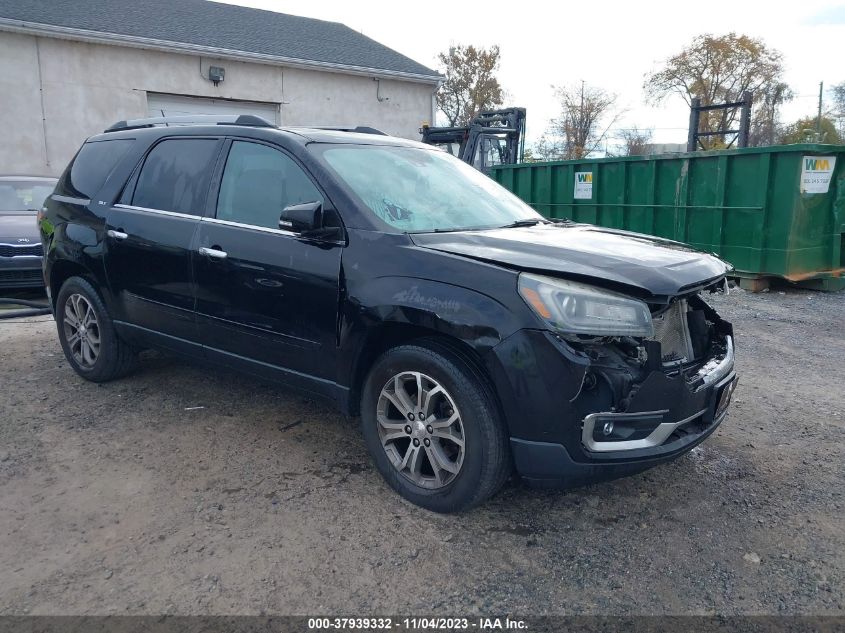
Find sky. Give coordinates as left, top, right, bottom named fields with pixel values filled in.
left=215, top=0, right=845, bottom=147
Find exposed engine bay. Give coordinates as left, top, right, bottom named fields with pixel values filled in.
left=566, top=279, right=734, bottom=442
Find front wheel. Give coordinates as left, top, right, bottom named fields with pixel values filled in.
left=361, top=341, right=510, bottom=512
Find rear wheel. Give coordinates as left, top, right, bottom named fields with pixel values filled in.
left=55, top=276, right=137, bottom=382
left=361, top=341, right=510, bottom=512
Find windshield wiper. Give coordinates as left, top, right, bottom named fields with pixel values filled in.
left=498, top=219, right=546, bottom=229
left=411, top=220, right=547, bottom=234
left=409, top=225, right=496, bottom=234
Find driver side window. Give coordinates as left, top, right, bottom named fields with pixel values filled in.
left=216, top=141, right=322, bottom=230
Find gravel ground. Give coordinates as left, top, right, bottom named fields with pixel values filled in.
left=0, top=286, right=842, bottom=616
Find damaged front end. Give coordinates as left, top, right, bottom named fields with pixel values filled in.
left=491, top=273, right=737, bottom=486
left=572, top=288, right=735, bottom=455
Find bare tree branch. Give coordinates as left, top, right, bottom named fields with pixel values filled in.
left=540, top=82, right=621, bottom=160
left=615, top=126, right=654, bottom=156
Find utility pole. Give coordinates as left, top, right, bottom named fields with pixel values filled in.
left=687, top=97, right=701, bottom=152
left=738, top=91, right=752, bottom=148
left=816, top=81, right=824, bottom=138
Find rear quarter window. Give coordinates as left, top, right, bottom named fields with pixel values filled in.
left=56, top=139, right=135, bottom=200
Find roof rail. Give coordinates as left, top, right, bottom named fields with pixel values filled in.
left=104, top=114, right=275, bottom=133
left=308, top=126, right=387, bottom=136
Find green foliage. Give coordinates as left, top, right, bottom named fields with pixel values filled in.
left=779, top=116, right=843, bottom=145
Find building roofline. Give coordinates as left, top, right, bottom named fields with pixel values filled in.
left=0, top=18, right=444, bottom=85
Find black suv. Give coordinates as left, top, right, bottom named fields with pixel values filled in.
left=41, top=115, right=737, bottom=512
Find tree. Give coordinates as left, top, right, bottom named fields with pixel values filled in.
left=778, top=116, right=842, bottom=145
left=831, top=81, right=845, bottom=137
left=542, top=82, right=622, bottom=160
left=833, top=82, right=845, bottom=110
left=521, top=146, right=542, bottom=163
left=616, top=126, right=653, bottom=156
left=645, top=33, right=788, bottom=148
left=749, top=81, right=793, bottom=146
left=530, top=134, right=567, bottom=162
left=436, top=45, right=504, bottom=126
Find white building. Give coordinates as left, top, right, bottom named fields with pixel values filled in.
left=0, top=0, right=442, bottom=177
left=644, top=143, right=687, bottom=155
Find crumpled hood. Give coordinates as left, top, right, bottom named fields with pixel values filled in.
left=410, top=223, right=731, bottom=298
left=0, top=213, right=40, bottom=243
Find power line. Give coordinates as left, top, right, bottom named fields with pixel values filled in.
left=606, top=126, right=688, bottom=131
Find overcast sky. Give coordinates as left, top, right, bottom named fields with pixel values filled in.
left=217, top=0, right=845, bottom=147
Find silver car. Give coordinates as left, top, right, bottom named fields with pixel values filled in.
left=0, top=176, right=57, bottom=288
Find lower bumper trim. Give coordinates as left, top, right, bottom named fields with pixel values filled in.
left=510, top=405, right=725, bottom=487
left=582, top=408, right=705, bottom=453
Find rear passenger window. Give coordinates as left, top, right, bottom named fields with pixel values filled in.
left=132, top=138, right=219, bottom=215
left=216, top=141, right=322, bottom=229
left=57, top=139, right=134, bottom=199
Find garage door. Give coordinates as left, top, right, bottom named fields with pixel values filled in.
left=146, top=93, right=280, bottom=124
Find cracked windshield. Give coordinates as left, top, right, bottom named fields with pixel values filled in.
left=322, top=145, right=541, bottom=232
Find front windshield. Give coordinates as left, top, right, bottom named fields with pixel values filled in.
left=320, top=145, right=542, bottom=232
left=0, top=180, right=56, bottom=214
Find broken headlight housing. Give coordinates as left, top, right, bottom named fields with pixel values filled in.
left=518, top=273, right=654, bottom=338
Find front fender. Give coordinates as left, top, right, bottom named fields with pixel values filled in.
left=337, top=274, right=527, bottom=400
left=358, top=276, right=521, bottom=347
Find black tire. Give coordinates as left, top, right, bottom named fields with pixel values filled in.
left=55, top=276, right=137, bottom=382
left=361, top=340, right=510, bottom=513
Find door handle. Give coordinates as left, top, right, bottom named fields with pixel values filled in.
left=199, top=246, right=228, bottom=260
left=107, top=229, right=128, bottom=240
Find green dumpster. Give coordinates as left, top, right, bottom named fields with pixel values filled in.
left=492, top=144, right=845, bottom=291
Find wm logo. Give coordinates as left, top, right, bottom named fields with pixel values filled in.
left=577, top=173, right=593, bottom=183
left=805, top=158, right=830, bottom=171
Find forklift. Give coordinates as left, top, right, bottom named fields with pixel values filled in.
left=420, top=107, right=526, bottom=174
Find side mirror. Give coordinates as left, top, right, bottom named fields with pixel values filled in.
left=279, top=201, right=322, bottom=233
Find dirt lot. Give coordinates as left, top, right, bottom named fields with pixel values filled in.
left=0, top=286, right=842, bottom=616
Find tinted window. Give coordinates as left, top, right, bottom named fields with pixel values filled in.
left=216, top=141, right=322, bottom=229
left=133, top=139, right=219, bottom=215
left=58, top=139, right=134, bottom=199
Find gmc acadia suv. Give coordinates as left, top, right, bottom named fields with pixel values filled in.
left=40, top=115, right=737, bottom=512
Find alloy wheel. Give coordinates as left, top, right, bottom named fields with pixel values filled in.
left=63, top=293, right=100, bottom=368
left=376, top=371, right=466, bottom=489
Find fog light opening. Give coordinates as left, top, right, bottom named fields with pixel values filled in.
left=602, top=421, right=614, bottom=436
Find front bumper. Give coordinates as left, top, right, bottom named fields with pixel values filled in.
left=511, top=372, right=735, bottom=487
left=0, top=255, right=44, bottom=288
left=484, top=327, right=736, bottom=487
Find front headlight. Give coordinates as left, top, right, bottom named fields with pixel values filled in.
left=518, top=273, right=654, bottom=338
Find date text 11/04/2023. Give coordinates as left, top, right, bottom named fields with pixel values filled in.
left=307, top=617, right=528, bottom=630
